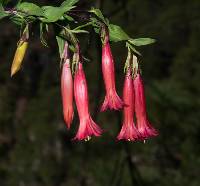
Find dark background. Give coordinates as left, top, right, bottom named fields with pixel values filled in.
left=0, top=0, right=200, bottom=186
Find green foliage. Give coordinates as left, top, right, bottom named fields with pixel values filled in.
left=40, top=23, right=48, bottom=47
left=108, top=24, right=130, bottom=42
left=61, top=0, right=79, bottom=7
left=56, top=36, right=65, bottom=59
left=89, top=8, right=108, bottom=25
left=0, top=2, right=8, bottom=19
left=16, top=2, right=44, bottom=16
left=64, top=14, right=74, bottom=21
left=0, top=0, right=155, bottom=57
left=126, top=42, right=141, bottom=56
left=41, top=0, right=78, bottom=23
left=129, top=38, right=156, bottom=46
left=9, top=15, right=24, bottom=25
left=41, top=4, right=75, bottom=23
left=41, top=6, right=65, bottom=23
left=0, top=11, right=7, bottom=20
left=0, top=0, right=80, bottom=23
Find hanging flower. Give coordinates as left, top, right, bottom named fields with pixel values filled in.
left=61, top=58, right=74, bottom=129
left=100, top=31, right=124, bottom=111
left=134, top=73, right=158, bottom=139
left=11, top=40, right=28, bottom=76
left=74, top=62, right=102, bottom=140
left=117, top=69, right=141, bottom=141
left=11, top=25, right=29, bottom=77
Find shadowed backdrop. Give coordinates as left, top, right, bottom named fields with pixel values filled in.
left=0, top=0, right=200, bottom=186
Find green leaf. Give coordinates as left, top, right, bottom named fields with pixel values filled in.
left=90, top=17, right=100, bottom=27
left=129, top=38, right=156, bottom=46
left=89, top=8, right=107, bottom=24
left=10, top=15, right=24, bottom=25
left=0, top=2, right=8, bottom=20
left=129, top=45, right=141, bottom=56
left=71, top=29, right=89, bottom=34
left=0, top=11, right=8, bottom=20
left=94, top=27, right=100, bottom=34
left=43, top=0, right=78, bottom=22
left=108, top=24, right=130, bottom=42
left=40, top=23, right=48, bottom=47
left=64, top=14, right=74, bottom=21
left=69, top=44, right=75, bottom=52
left=17, top=2, right=44, bottom=16
left=42, top=5, right=74, bottom=22
left=61, top=0, right=79, bottom=7
left=73, top=22, right=92, bottom=31
left=56, top=36, right=65, bottom=59
left=126, top=42, right=141, bottom=56
left=42, top=6, right=63, bottom=22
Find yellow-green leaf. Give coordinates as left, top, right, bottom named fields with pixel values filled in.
left=129, top=38, right=156, bottom=46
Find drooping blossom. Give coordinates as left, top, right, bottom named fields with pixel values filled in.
left=117, top=69, right=141, bottom=141
left=11, top=40, right=28, bottom=76
left=11, top=26, right=29, bottom=77
left=134, top=73, right=158, bottom=139
left=74, top=61, right=102, bottom=140
left=61, top=58, right=74, bottom=129
left=100, top=31, right=124, bottom=111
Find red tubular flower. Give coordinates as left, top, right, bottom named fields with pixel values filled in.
left=134, top=73, right=158, bottom=139
left=117, top=70, right=141, bottom=141
left=74, top=62, right=102, bottom=140
left=61, top=58, right=74, bottom=129
left=100, top=32, right=124, bottom=111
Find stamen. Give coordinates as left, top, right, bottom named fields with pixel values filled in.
left=84, top=136, right=91, bottom=141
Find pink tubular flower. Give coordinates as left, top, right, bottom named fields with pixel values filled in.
left=74, top=62, right=102, bottom=140
left=117, top=70, right=141, bottom=141
left=61, top=58, right=74, bottom=129
left=100, top=32, right=124, bottom=111
left=134, top=73, right=158, bottom=139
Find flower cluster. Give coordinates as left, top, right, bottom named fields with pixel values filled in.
left=118, top=71, right=158, bottom=141
left=61, top=32, right=158, bottom=141
left=3, top=0, right=158, bottom=142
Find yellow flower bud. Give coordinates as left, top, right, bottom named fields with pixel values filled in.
left=11, top=41, right=28, bottom=77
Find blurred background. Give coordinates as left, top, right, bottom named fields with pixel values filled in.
left=0, top=0, right=200, bottom=186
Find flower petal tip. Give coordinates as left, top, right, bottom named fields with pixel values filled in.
left=100, top=94, right=124, bottom=112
